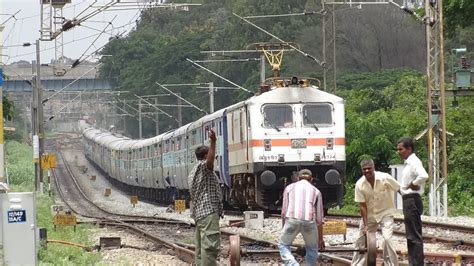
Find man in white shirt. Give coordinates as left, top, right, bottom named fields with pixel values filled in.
left=397, top=137, right=428, bottom=266
left=352, top=159, right=400, bottom=266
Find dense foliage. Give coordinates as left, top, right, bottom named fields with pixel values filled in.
left=99, top=0, right=427, bottom=137
left=339, top=70, right=473, bottom=215
left=95, top=0, right=473, bottom=216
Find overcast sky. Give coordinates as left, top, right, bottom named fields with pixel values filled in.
left=1, top=0, right=143, bottom=64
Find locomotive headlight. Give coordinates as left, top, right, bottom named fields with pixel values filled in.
left=326, top=138, right=334, bottom=150
left=325, top=169, right=342, bottom=185
left=278, top=154, right=285, bottom=164
left=261, top=170, right=277, bottom=186
left=264, top=139, right=271, bottom=151
left=314, top=153, right=321, bottom=163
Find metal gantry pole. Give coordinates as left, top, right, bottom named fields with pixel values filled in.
left=177, top=93, right=182, bottom=127
left=36, top=40, right=45, bottom=194
left=209, top=82, right=214, bottom=113
left=154, top=98, right=159, bottom=135
left=138, top=99, right=142, bottom=139
left=32, top=76, right=40, bottom=191
left=322, top=1, right=337, bottom=92
left=0, top=25, right=4, bottom=184
left=260, top=54, right=266, bottom=83
left=426, top=0, right=448, bottom=217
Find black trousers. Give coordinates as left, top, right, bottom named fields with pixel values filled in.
left=402, top=193, right=424, bottom=266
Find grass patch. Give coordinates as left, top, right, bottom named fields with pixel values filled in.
left=36, top=195, right=102, bottom=265
left=5, top=140, right=103, bottom=265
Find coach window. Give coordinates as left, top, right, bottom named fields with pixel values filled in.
left=263, top=104, right=293, bottom=129
left=302, top=104, right=332, bottom=127
left=191, top=130, right=196, bottom=145
left=177, top=136, right=182, bottom=150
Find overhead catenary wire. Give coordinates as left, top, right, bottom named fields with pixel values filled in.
left=232, top=12, right=324, bottom=67
left=186, top=58, right=253, bottom=95
left=75, top=16, right=117, bottom=63
left=0, top=63, right=32, bottom=85
left=243, top=10, right=322, bottom=19
left=110, top=101, right=150, bottom=121
left=42, top=63, right=103, bottom=104
left=7, top=23, right=131, bottom=61
left=193, top=58, right=261, bottom=63
left=0, top=10, right=20, bottom=25
left=154, top=82, right=208, bottom=115
left=133, top=94, right=179, bottom=123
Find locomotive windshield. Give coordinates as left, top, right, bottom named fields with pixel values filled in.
left=303, top=104, right=333, bottom=127
left=263, top=104, right=293, bottom=129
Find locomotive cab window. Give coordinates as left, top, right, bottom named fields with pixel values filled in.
left=302, top=104, right=333, bottom=127
left=263, top=104, right=293, bottom=129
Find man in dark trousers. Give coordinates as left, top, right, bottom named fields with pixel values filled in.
left=188, top=129, right=222, bottom=266
left=165, top=172, right=176, bottom=203
left=397, top=137, right=428, bottom=265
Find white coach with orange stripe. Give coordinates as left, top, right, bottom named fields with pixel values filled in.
left=224, top=77, right=345, bottom=211
left=82, top=77, right=345, bottom=212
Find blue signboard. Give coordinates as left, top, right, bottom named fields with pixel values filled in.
left=7, top=210, right=27, bottom=223
left=0, top=68, right=4, bottom=86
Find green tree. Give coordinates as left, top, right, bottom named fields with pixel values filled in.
left=444, top=0, right=474, bottom=34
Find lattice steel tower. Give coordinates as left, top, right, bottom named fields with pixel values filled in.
left=425, top=0, right=448, bottom=217
left=323, top=0, right=448, bottom=216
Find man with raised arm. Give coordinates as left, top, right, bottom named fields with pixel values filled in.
left=188, top=129, right=222, bottom=266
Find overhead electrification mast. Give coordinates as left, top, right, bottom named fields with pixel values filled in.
left=324, top=0, right=448, bottom=216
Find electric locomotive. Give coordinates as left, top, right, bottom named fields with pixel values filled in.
left=83, top=77, right=345, bottom=211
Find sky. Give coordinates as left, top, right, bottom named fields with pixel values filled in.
left=1, top=0, right=145, bottom=65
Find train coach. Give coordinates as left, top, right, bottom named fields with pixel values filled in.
left=83, top=77, right=345, bottom=211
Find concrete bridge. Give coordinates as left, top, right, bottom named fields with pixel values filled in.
left=3, top=60, right=118, bottom=133
left=3, top=60, right=111, bottom=92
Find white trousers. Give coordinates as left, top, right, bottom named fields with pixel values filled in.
left=351, top=216, right=398, bottom=266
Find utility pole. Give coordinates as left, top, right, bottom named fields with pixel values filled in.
left=322, top=0, right=448, bottom=216
left=32, top=40, right=44, bottom=193
left=177, top=93, right=182, bottom=127
left=209, top=82, right=214, bottom=113
left=322, top=1, right=337, bottom=93
left=138, top=99, right=142, bottom=139
left=260, top=54, right=266, bottom=83
left=154, top=98, right=159, bottom=135
left=0, top=24, right=5, bottom=184
left=425, top=0, right=448, bottom=217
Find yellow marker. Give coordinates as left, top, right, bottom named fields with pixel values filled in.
left=175, top=200, right=186, bottom=213
left=53, top=214, right=77, bottom=231
left=48, top=154, right=57, bottom=168
left=323, top=220, right=347, bottom=235
left=130, top=196, right=138, bottom=207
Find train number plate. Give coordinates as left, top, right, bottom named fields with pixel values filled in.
left=291, top=139, right=307, bottom=148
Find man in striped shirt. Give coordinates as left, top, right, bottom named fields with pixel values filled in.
left=279, top=169, right=325, bottom=266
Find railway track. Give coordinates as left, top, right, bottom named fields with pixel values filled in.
left=54, top=145, right=474, bottom=265
left=52, top=149, right=189, bottom=224
left=222, top=212, right=474, bottom=264
left=53, top=147, right=344, bottom=264
left=325, top=214, right=474, bottom=249
left=52, top=149, right=195, bottom=263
